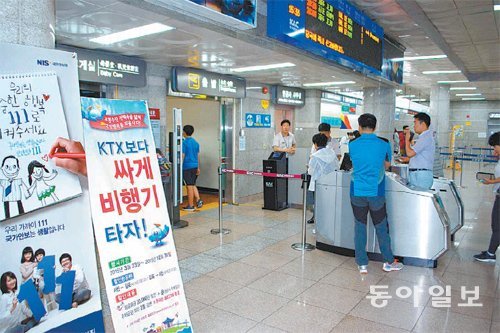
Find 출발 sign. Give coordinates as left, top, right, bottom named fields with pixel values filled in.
left=171, top=67, right=246, bottom=98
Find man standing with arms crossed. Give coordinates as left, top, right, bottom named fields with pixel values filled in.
left=272, top=119, right=296, bottom=156
left=349, top=113, right=403, bottom=274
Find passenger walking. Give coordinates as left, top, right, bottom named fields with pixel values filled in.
left=473, top=132, right=500, bottom=263
left=182, top=125, right=203, bottom=211
left=402, top=113, right=435, bottom=190
left=349, top=113, right=403, bottom=274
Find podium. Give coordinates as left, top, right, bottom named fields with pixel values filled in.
left=263, top=152, right=288, bottom=211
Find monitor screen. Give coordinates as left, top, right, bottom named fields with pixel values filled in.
left=340, top=153, right=352, bottom=171
left=272, top=152, right=281, bottom=158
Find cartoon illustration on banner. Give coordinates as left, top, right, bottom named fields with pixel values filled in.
left=0, top=73, right=82, bottom=222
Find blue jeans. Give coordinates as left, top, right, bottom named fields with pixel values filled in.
left=351, top=196, right=395, bottom=266
left=408, top=170, right=433, bottom=190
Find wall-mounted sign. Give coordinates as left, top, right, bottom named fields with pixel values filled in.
left=267, top=0, right=383, bottom=76
left=261, top=99, right=270, bottom=109
left=271, top=85, right=306, bottom=106
left=245, top=113, right=271, bottom=128
left=321, top=92, right=363, bottom=106
left=149, top=108, right=161, bottom=148
left=171, top=67, right=246, bottom=98
left=58, top=45, right=146, bottom=87
left=489, top=112, right=500, bottom=119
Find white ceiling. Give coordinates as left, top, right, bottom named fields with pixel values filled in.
left=55, top=0, right=500, bottom=102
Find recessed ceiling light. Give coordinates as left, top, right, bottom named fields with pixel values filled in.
left=303, top=81, right=355, bottom=87
left=400, top=94, right=416, bottom=98
left=495, top=4, right=500, bottom=10
left=398, top=34, right=411, bottom=38
left=411, top=99, right=426, bottom=102
left=461, top=97, right=485, bottom=101
left=391, top=55, right=447, bottom=62
left=422, top=70, right=462, bottom=74
left=231, top=62, right=295, bottom=72
left=246, top=86, right=262, bottom=90
left=90, top=23, right=175, bottom=45
left=455, top=93, right=482, bottom=96
left=449, top=87, right=477, bottom=90
left=438, top=80, right=469, bottom=83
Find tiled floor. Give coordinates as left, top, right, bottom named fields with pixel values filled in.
left=175, top=166, right=499, bottom=332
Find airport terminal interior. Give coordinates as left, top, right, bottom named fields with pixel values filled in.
left=1, top=0, right=500, bottom=332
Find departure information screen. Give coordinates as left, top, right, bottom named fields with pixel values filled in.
left=268, top=0, right=384, bottom=75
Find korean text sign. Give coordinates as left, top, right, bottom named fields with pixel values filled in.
left=82, top=98, right=192, bottom=332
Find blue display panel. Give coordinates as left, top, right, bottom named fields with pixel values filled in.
left=189, top=0, right=257, bottom=27
left=267, top=0, right=384, bottom=75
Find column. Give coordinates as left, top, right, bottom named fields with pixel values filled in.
left=294, top=89, right=322, bottom=147
left=429, top=84, right=450, bottom=147
left=0, top=0, right=55, bottom=48
left=363, top=86, right=396, bottom=142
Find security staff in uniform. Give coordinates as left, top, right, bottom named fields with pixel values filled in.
left=403, top=112, right=435, bottom=190
left=272, top=119, right=296, bottom=157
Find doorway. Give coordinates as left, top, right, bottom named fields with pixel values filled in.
left=166, top=97, right=223, bottom=212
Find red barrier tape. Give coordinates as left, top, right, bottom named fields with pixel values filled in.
left=222, top=168, right=302, bottom=179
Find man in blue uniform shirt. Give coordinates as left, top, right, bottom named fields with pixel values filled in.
left=349, top=113, right=403, bottom=274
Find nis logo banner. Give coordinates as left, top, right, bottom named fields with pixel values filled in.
left=37, top=59, right=69, bottom=67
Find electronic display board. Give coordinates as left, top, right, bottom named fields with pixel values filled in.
left=382, top=36, right=405, bottom=84
left=267, top=0, right=383, bottom=75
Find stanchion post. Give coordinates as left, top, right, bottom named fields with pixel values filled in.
left=292, top=173, right=315, bottom=251
left=451, top=151, right=456, bottom=181
left=459, top=152, right=465, bottom=188
left=211, top=164, right=230, bottom=235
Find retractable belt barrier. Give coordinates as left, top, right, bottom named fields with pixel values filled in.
left=216, top=167, right=315, bottom=251
left=221, top=168, right=302, bottom=179
left=438, top=149, right=497, bottom=186
left=439, top=152, right=497, bottom=163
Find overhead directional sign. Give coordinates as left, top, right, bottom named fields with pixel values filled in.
left=58, top=45, right=146, bottom=87
left=271, top=85, right=305, bottom=106
left=171, top=67, right=246, bottom=98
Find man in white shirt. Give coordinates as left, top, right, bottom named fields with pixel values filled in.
left=273, top=119, right=296, bottom=157
left=1, top=156, right=32, bottom=219
left=310, top=123, right=341, bottom=160
left=58, top=253, right=91, bottom=308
